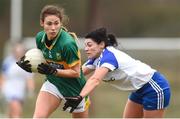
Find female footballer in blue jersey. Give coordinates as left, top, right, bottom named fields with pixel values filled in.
left=63, top=28, right=171, bottom=118
left=16, top=5, right=89, bottom=118
left=0, top=43, right=34, bottom=118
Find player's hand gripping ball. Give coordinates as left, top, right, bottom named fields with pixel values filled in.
left=17, top=48, right=46, bottom=73
left=16, top=56, right=32, bottom=72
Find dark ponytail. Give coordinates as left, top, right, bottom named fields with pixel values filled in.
left=85, top=27, right=118, bottom=47
left=107, top=34, right=118, bottom=47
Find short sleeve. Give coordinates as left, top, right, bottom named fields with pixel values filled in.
left=1, top=56, right=13, bottom=73
left=62, top=41, right=80, bottom=67
left=35, top=31, right=45, bottom=49
left=99, top=51, right=118, bottom=71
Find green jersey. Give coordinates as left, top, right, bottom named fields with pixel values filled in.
left=35, top=28, right=86, bottom=97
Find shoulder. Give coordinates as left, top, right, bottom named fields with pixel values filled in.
left=101, top=47, right=118, bottom=61
left=103, top=47, right=119, bottom=55
left=3, top=56, right=15, bottom=65
left=98, top=47, right=119, bottom=70
left=59, top=30, right=78, bottom=49
left=36, top=31, right=45, bottom=39
left=61, top=30, right=76, bottom=44
left=1, top=56, right=15, bottom=71
left=103, top=46, right=134, bottom=62
left=35, top=31, right=45, bottom=48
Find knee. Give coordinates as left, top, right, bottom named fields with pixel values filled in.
left=33, top=111, right=49, bottom=118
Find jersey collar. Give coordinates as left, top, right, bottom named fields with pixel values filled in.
left=41, top=28, right=62, bottom=50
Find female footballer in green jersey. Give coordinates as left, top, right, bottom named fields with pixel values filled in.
left=16, top=5, right=90, bottom=118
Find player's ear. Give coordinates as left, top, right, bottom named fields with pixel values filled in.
left=99, top=41, right=105, bottom=49
left=40, top=20, right=44, bottom=27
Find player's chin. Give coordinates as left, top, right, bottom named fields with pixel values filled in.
left=51, top=34, right=57, bottom=38
left=49, top=33, right=57, bottom=38
left=87, top=55, right=94, bottom=59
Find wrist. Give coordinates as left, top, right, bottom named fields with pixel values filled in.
left=53, top=69, right=58, bottom=76
left=79, top=95, right=83, bottom=100
left=79, top=93, right=84, bottom=98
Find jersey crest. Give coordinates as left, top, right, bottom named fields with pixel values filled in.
left=48, top=51, right=53, bottom=58
left=56, top=52, right=61, bottom=60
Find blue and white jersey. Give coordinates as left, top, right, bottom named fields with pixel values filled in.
left=84, top=46, right=156, bottom=91
left=1, top=55, right=33, bottom=100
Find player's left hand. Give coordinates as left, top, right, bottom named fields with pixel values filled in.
left=63, top=95, right=83, bottom=113
left=37, top=63, right=57, bottom=75
left=16, top=56, right=32, bottom=73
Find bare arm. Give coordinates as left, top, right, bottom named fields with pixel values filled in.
left=27, top=78, right=35, bottom=94
left=0, top=74, right=4, bottom=91
left=56, top=63, right=81, bottom=78
left=82, top=65, right=94, bottom=75
left=80, top=67, right=109, bottom=97
left=62, top=67, right=109, bottom=112
left=26, top=77, right=35, bottom=98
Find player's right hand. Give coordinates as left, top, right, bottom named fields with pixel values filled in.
left=16, top=56, right=32, bottom=73
left=37, top=63, right=57, bottom=75
left=63, top=95, right=83, bottom=113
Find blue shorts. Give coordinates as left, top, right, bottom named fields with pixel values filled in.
left=129, top=72, right=171, bottom=110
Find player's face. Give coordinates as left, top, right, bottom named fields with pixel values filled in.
left=84, top=38, right=104, bottom=59
left=13, top=44, right=25, bottom=60
left=41, top=15, right=61, bottom=40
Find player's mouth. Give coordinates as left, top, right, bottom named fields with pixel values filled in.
left=86, top=52, right=91, bottom=55
left=86, top=52, right=93, bottom=58
left=50, top=32, right=57, bottom=35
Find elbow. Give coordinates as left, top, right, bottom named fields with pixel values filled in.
left=91, top=77, right=101, bottom=87
left=73, top=72, right=81, bottom=78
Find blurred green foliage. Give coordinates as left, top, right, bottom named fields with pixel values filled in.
left=1, top=1, right=180, bottom=39
left=1, top=0, right=180, bottom=60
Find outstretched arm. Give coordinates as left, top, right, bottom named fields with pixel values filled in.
left=80, top=67, right=109, bottom=97
left=82, top=66, right=94, bottom=75
left=63, top=67, right=109, bottom=112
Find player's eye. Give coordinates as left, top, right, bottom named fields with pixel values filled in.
left=54, top=21, right=60, bottom=25
left=46, top=22, right=52, bottom=26
left=86, top=42, right=93, bottom=47
left=87, top=44, right=93, bottom=47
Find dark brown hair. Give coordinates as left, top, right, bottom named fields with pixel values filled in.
left=85, top=28, right=118, bottom=47
left=40, top=5, right=68, bottom=25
